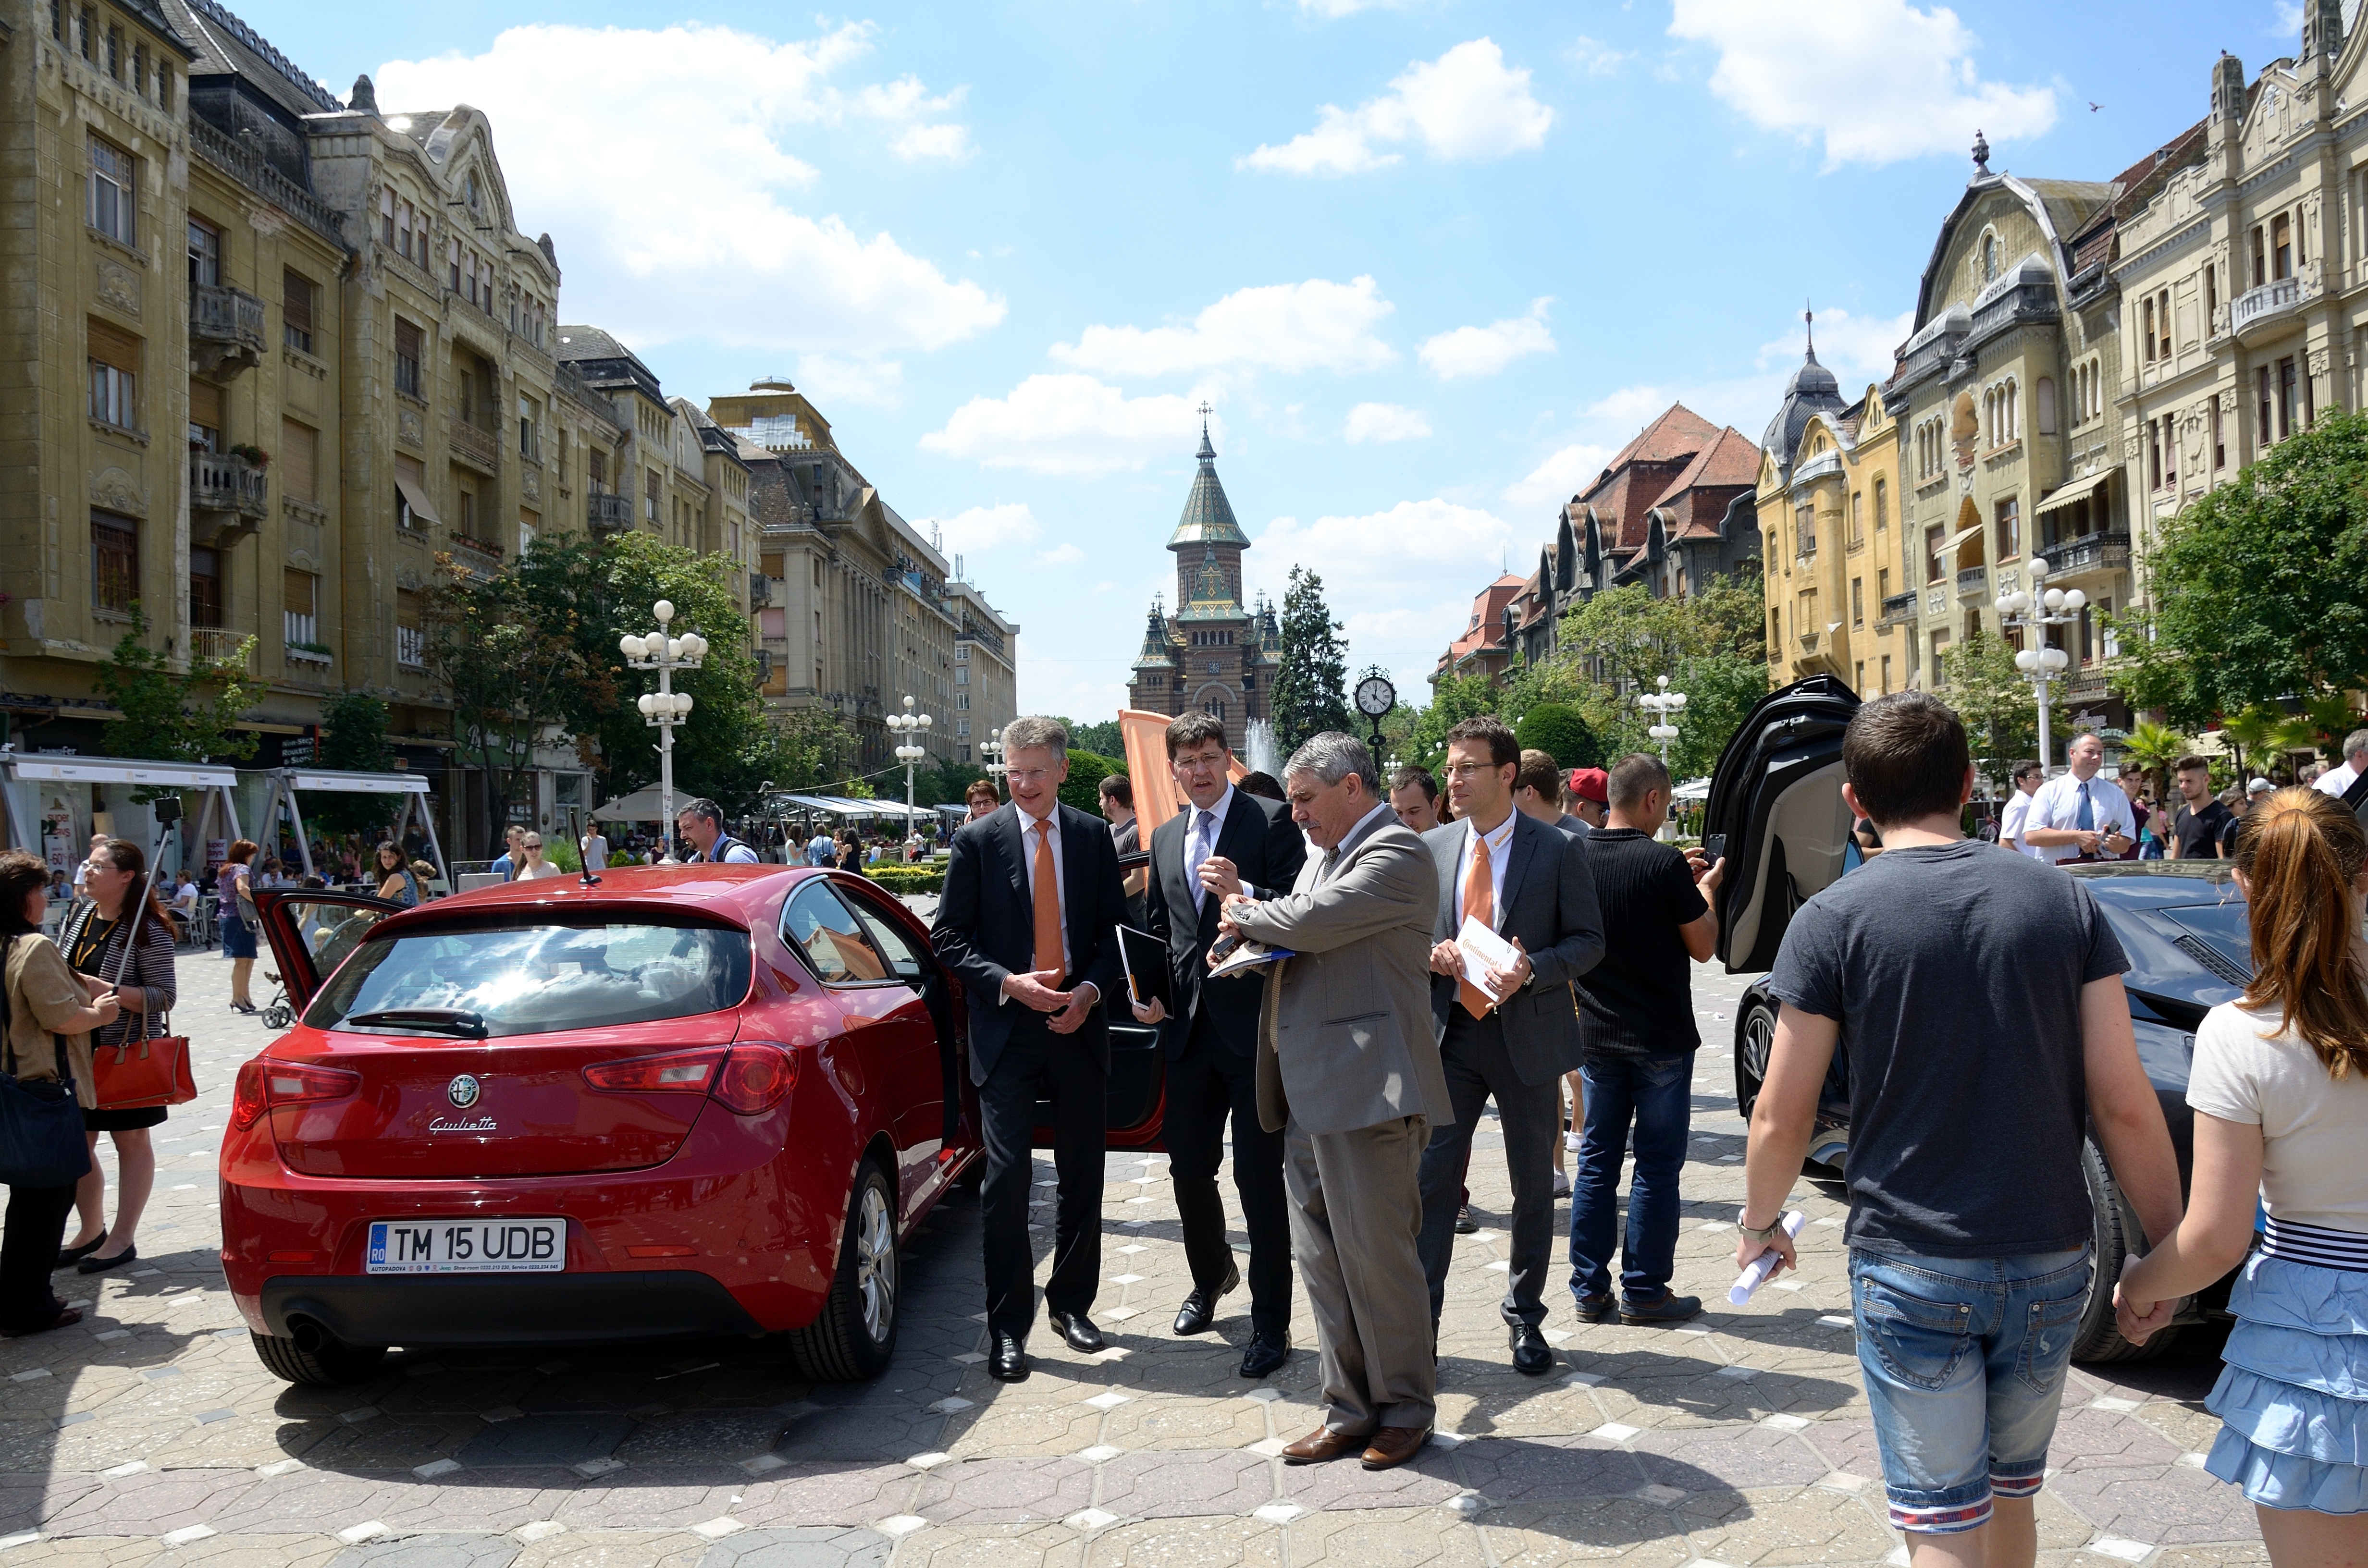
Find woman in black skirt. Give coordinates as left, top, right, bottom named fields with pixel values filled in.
left=56, top=838, right=176, bottom=1275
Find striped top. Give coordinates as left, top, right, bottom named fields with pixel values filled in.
left=60, top=902, right=177, bottom=1046
left=2260, top=1215, right=2368, bottom=1274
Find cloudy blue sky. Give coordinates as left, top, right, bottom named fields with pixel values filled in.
left=239, top=0, right=2301, bottom=722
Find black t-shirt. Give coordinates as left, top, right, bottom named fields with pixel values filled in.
left=1764, top=840, right=2128, bottom=1257
left=2173, top=799, right=2234, bottom=859
left=1571, top=828, right=1707, bottom=1060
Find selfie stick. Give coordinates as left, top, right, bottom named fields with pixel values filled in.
left=1727, top=1210, right=1806, bottom=1305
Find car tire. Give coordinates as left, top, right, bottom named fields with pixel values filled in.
left=787, top=1159, right=900, bottom=1382
left=2072, top=1137, right=2180, bottom=1363
left=249, top=1329, right=386, bottom=1386
left=1735, top=1000, right=1776, bottom=1120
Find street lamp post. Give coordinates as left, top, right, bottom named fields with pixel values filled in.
left=1993, top=558, right=2084, bottom=774
left=618, top=599, right=708, bottom=863
left=980, top=728, right=1007, bottom=796
left=887, top=695, right=933, bottom=846
left=1640, top=675, right=1688, bottom=841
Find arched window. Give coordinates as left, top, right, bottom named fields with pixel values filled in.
left=1982, top=233, right=1999, bottom=282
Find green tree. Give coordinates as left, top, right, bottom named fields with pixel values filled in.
left=1939, top=632, right=2053, bottom=772
left=2113, top=409, right=2368, bottom=725
left=91, top=608, right=259, bottom=765
left=2118, top=719, right=2191, bottom=807
left=764, top=706, right=861, bottom=795
left=1058, top=750, right=1124, bottom=815
left=1513, top=704, right=1602, bottom=769
left=1270, top=565, right=1353, bottom=754
left=2218, top=704, right=2284, bottom=784
left=1665, top=651, right=1774, bottom=781
left=302, top=691, right=401, bottom=836
left=424, top=553, right=598, bottom=845
left=1403, top=673, right=1504, bottom=772
left=1063, top=718, right=1124, bottom=757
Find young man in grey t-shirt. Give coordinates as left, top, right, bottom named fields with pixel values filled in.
left=1735, top=694, right=2183, bottom=1568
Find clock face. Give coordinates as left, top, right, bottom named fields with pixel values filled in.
left=1355, top=675, right=1396, bottom=717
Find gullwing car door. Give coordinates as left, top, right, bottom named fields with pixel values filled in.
left=1704, top=675, right=1861, bottom=973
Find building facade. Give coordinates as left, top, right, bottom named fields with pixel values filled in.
left=1126, top=421, right=1280, bottom=753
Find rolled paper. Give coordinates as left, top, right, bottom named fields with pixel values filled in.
left=1727, top=1210, right=1807, bottom=1305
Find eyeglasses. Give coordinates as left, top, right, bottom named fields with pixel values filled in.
left=1442, top=762, right=1496, bottom=780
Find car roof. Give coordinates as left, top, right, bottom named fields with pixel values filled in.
left=386, top=864, right=822, bottom=930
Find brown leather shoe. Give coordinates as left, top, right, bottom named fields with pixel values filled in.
left=1360, top=1426, right=1430, bottom=1470
left=1279, top=1425, right=1366, bottom=1464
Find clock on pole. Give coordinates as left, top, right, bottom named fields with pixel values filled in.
left=1354, top=669, right=1396, bottom=753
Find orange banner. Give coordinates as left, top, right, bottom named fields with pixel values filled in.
left=1117, top=710, right=1245, bottom=836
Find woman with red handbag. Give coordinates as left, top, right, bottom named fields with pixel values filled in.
left=56, top=839, right=177, bottom=1275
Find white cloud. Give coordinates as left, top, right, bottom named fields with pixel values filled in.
left=1754, top=305, right=1917, bottom=387
left=927, top=502, right=1043, bottom=555
left=790, top=352, right=905, bottom=409
left=1567, top=35, right=1631, bottom=75
left=891, top=122, right=974, bottom=162
left=376, top=23, right=1000, bottom=355
left=1240, top=39, right=1554, bottom=176
left=920, top=375, right=1216, bottom=476
left=1037, top=543, right=1086, bottom=565
left=1299, top=0, right=1396, bottom=14
left=1343, top=403, right=1432, bottom=443
left=1051, top=278, right=1397, bottom=379
left=1667, top=0, right=2055, bottom=168
left=1418, top=298, right=1556, bottom=380
left=1503, top=442, right=1616, bottom=514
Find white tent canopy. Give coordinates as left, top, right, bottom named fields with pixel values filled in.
left=592, top=784, right=669, bottom=822
left=595, top=790, right=928, bottom=823
left=1671, top=777, right=1713, bottom=802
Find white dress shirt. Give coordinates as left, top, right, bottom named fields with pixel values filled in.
left=2314, top=759, right=2362, bottom=798
left=1997, top=790, right=2046, bottom=861
left=1449, top=811, right=1519, bottom=929
left=1180, top=784, right=1235, bottom=915
left=2027, top=770, right=2138, bottom=865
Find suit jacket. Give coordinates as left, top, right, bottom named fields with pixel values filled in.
left=1425, top=812, right=1606, bottom=1085
left=1111, top=817, right=1147, bottom=931
left=1143, top=790, right=1307, bottom=1058
left=931, top=800, right=1129, bottom=1085
left=1226, top=812, right=1449, bottom=1138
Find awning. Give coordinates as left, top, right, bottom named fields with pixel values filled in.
left=278, top=769, right=429, bottom=795
left=592, top=784, right=669, bottom=821
left=2034, top=470, right=2112, bottom=518
left=1934, top=523, right=1983, bottom=559
left=393, top=472, right=443, bottom=528
left=1, top=755, right=238, bottom=789
left=1671, top=777, right=1713, bottom=802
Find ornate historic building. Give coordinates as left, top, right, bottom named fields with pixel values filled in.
left=1127, top=419, right=1279, bottom=750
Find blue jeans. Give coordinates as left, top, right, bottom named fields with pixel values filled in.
left=1567, top=1053, right=1693, bottom=1304
left=1850, top=1247, right=2093, bottom=1533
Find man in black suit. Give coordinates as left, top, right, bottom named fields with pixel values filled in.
left=1417, top=716, right=1606, bottom=1374
left=1132, top=711, right=1306, bottom=1378
left=932, top=715, right=1130, bottom=1383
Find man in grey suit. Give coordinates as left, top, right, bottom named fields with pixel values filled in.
left=1220, top=733, right=1446, bottom=1471
left=1417, top=717, right=1606, bottom=1373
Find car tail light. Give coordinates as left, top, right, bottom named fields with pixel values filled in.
left=581, top=1046, right=727, bottom=1095
left=231, top=1058, right=362, bottom=1130
left=714, top=1042, right=796, bottom=1115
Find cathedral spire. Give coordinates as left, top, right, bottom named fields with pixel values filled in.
left=1196, top=401, right=1215, bottom=463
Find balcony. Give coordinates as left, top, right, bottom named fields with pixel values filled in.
left=188, top=627, right=255, bottom=674
left=586, top=491, right=631, bottom=534
left=283, top=612, right=331, bottom=668
left=448, top=418, right=501, bottom=476
left=188, top=283, right=267, bottom=380
left=189, top=450, right=268, bottom=547
left=1797, top=630, right=1822, bottom=654
left=749, top=572, right=772, bottom=605
left=2046, top=530, right=2132, bottom=577
left=2231, top=277, right=2303, bottom=342
left=1955, top=565, right=1990, bottom=600
left=447, top=533, right=505, bottom=576
left=1878, top=590, right=1919, bottom=627
left=2062, top=666, right=2116, bottom=703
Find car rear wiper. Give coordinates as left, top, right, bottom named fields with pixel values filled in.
left=343, top=1008, right=489, bottom=1038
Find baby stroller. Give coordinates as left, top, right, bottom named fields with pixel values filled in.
left=259, top=972, right=294, bottom=1030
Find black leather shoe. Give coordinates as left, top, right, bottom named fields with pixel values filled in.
left=1173, top=1262, right=1240, bottom=1335
left=52, top=1232, right=105, bottom=1271
left=1453, top=1204, right=1478, bottom=1235
left=1048, top=1310, right=1105, bottom=1353
left=76, top=1246, right=136, bottom=1275
left=1619, top=1292, right=1703, bottom=1326
left=1509, top=1323, right=1554, bottom=1376
left=1239, top=1331, right=1291, bottom=1379
left=987, top=1334, right=1029, bottom=1382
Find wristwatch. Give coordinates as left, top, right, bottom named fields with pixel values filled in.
left=1738, top=1214, right=1786, bottom=1243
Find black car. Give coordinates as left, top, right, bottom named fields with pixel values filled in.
left=1705, top=677, right=2249, bottom=1362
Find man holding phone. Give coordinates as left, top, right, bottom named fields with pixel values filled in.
left=2023, top=734, right=2135, bottom=865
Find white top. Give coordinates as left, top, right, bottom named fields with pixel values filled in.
left=582, top=834, right=608, bottom=868
left=2026, top=770, right=2138, bottom=864
left=1997, top=790, right=2046, bottom=860
left=2187, top=997, right=2368, bottom=1235
left=513, top=859, right=566, bottom=880
left=1450, top=811, right=1519, bottom=929
left=2314, top=759, right=2362, bottom=798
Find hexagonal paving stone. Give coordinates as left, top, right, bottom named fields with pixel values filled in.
left=1629, top=1425, right=1831, bottom=1493
left=1080, top=1514, right=1283, bottom=1568
left=39, top=1466, right=256, bottom=1536
left=889, top=1519, right=1086, bottom=1568
left=913, top=1456, right=1094, bottom=1523
left=458, top=1415, right=637, bottom=1469
left=1094, top=1450, right=1274, bottom=1519
left=694, top=1525, right=892, bottom=1568
left=613, top=1413, right=790, bottom=1466
left=561, top=1471, right=751, bottom=1530
left=326, top=1534, right=521, bottom=1568
left=1283, top=1504, right=1489, bottom=1567
left=734, top=1463, right=921, bottom=1529
left=1450, top=1436, right=1643, bottom=1506
left=1676, top=1484, right=1900, bottom=1566
left=1279, top=1444, right=1461, bottom=1512
left=1091, top=1394, right=1270, bottom=1453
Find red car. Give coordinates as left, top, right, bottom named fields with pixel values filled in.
left=222, top=865, right=1161, bottom=1387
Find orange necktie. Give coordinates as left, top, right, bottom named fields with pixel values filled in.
left=1032, top=817, right=1063, bottom=979
left=1458, top=829, right=1494, bottom=1018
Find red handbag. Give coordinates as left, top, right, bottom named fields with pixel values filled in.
left=93, top=1019, right=197, bottom=1109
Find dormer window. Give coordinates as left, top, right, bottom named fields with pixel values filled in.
left=464, top=170, right=481, bottom=211
left=1982, top=233, right=1999, bottom=282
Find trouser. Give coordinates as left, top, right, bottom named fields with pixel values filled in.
left=976, top=1017, right=1106, bottom=1339
left=1567, top=1052, right=1694, bottom=1302
left=1416, top=1011, right=1562, bottom=1328
left=0, top=1182, right=77, bottom=1329
left=1284, top=1113, right=1435, bottom=1435
left=1165, top=1014, right=1291, bottom=1336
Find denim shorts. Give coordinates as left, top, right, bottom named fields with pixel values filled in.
left=1849, top=1246, right=2093, bottom=1533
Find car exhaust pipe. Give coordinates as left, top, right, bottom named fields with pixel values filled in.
left=287, top=1316, right=330, bottom=1353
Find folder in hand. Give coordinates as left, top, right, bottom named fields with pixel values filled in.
left=1116, top=924, right=1173, bottom=1012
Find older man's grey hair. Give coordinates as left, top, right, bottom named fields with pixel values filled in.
left=2344, top=728, right=2368, bottom=762
left=1284, top=731, right=1380, bottom=797
left=1001, top=715, right=1070, bottom=756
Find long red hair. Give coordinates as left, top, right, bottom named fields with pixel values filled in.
left=2234, top=788, right=2368, bottom=1079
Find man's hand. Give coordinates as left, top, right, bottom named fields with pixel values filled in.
left=1732, top=1221, right=1798, bottom=1279
left=1686, top=850, right=1727, bottom=895
left=1480, top=937, right=1532, bottom=1002
left=2101, top=831, right=2132, bottom=856
left=2075, top=829, right=2103, bottom=854
left=1048, top=981, right=1100, bottom=1036
left=1130, top=994, right=1166, bottom=1026
left=1215, top=892, right=1256, bottom=941
left=1429, top=939, right=1463, bottom=977
left=1001, top=969, right=1070, bottom=1014
left=1196, top=855, right=1244, bottom=902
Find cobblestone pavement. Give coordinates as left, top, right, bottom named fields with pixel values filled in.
left=0, top=934, right=2264, bottom=1567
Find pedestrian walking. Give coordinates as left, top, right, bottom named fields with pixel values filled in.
left=1388, top=765, right=1443, bottom=835
left=1222, top=733, right=1447, bottom=1470
left=2024, top=733, right=2136, bottom=864
left=489, top=825, right=526, bottom=879
left=1130, top=712, right=1305, bottom=1378
left=216, top=839, right=259, bottom=1014
left=0, top=851, right=113, bottom=1337
left=1566, top=753, right=1723, bottom=1326
left=2114, top=787, right=2368, bottom=1545
left=929, top=716, right=1128, bottom=1384
left=1414, top=717, right=1605, bottom=1372
left=2309, top=728, right=2368, bottom=798
left=581, top=827, right=609, bottom=873
left=1998, top=760, right=2046, bottom=859
left=1738, top=693, right=2183, bottom=1557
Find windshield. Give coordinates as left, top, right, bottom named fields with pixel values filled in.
left=305, top=919, right=752, bottom=1038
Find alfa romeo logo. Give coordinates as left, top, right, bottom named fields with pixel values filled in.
left=447, top=1074, right=481, bottom=1109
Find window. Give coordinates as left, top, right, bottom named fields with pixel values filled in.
left=187, top=218, right=220, bottom=287
left=280, top=417, right=317, bottom=504
left=88, top=135, right=134, bottom=245
left=2141, top=297, right=2156, bottom=362
left=48, top=0, right=58, bottom=42
left=282, top=270, right=315, bottom=355
left=1878, top=566, right=1891, bottom=602
left=1794, top=502, right=1815, bottom=556
left=1924, top=524, right=1945, bottom=584
left=132, top=42, right=144, bottom=95
left=1879, top=654, right=1892, bottom=695
left=2212, top=397, right=2226, bottom=470
left=2035, top=377, right=2055, bottom=435
left=2205, top=261, right=2218, bottom=325
left=2157, top=288, right=2172, bottom=358
left=395, top=453, right=429, bottom=531
left=955, top=665, right=969, bottom=686
left=458, top=490, right=476, bottom=538
left=2277, top=356, right=2297, bottom=441
left=1850, top=577, right=1864, bottom=628
left=189, top=547, right=221, bottom=630
left=283, top=568, right=318, bottom=648
left=588, top=450, right=606, bottom=490
left=1873, top=478, right=1887, bottom=533
left=86, top=316, right=138, bottom=428
left=187, top=375, right=222, bottom=451
left=158, top=65, right=172, bottom=112
left=394, top=317, right=422, bottom=398
left=957, top=691, right=970, bottom=710
left=1768, top=609, right=1781, bottom=656
left=2259, top=365, right=2274, bottom=445
left=447, top=238, right=461, bottom=292
left=91, top=511, right=137, bottom=613
left=644, top=469, right=660, bottom=523
left=396, top=589, right=425, bottom=669
left=1996, top=497, right=2021, bottom=560
left=781, top=882, right=891, bottom=984
left=104, top=22, right=120, bottom=79
left=77, top=4, right=92, bottom=62
left=380, top=186, right=395, bottom=248
left=2148, top=417, right=2163, bottom=490
left=2251, top=225, right=2267, bottom=288
left=518, top=508, right=538, bottom=553
left=517, top=395, right=540, bottom=461
left=1929, top=630, right=1951, bottom=686
left=1849, top=491, right=1863, bottom=548
left=2272, top=213, right=2293, bottom=281
left=2161, top=416, right=2177, bottom=488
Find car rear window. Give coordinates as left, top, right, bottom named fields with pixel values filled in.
left=305, top=919, right=753, bottom=1038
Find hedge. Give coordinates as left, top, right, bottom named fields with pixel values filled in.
left=863, top=865, right=945, bottom=895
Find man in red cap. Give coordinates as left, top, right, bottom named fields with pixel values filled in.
left=1566, top=768, right=1609, bottom=833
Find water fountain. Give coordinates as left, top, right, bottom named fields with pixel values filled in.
left=1244, top=719, right=1281, bottom=777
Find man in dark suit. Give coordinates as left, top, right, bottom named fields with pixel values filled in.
left=1418, top=716, right=1606, bottom=1374
left=932, top=715, right=1130, bottom=1383
left=1132, top=711, right=1306, bottom=1378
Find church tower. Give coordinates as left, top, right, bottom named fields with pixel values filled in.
left=1125, top=411, right=1276, bottom=750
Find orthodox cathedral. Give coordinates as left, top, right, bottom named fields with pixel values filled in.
left=1126, top=416, right=1281, bottom=750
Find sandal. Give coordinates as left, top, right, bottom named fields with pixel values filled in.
left=0, top=1307, right=82, bottom=1338
left=53, top=1231, right=106, bottom=1270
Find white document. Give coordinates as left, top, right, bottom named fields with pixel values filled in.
left=1455, top=916, right=1519, bottom=1005
left=1209, top=941, right=1293, bottom=980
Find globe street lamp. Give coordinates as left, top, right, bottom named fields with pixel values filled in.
left=619, top=599, right=707, bottom=863
left=887, top=695, right=933, bottom=847
left=1640, top=675, right=1688, bottom=840
left=1993, top=558, right=2084, bottom=776
left=980, top=727, right=1007, bottom=796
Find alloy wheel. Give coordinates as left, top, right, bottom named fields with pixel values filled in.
left=853, top=1181, right=897, bottom=1345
